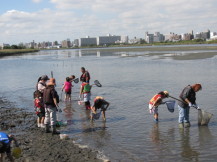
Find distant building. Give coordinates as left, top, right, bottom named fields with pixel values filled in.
left=115, top=36, right=129, bottom=44
left=79, top=36, right=97, bottom=47
left=145, top=32, right=164, bottom=43
left=62, top=39, right=71, bottom=48
left=153, top=32, right=164, bottom=42
left=164, top=32, right=181, bottom=41
left=195, top=29, right=210, bottom=40
left=145, top=32, right=154, bottom=43
left=73, top=39, right=79, bottom=47
left=210, top=32, right=217, bottom=40
left=97, top=34, right=121, bottom=46
left=181, top=31, right=194, bottom=40
left=129, top=37, right=142, bottom=44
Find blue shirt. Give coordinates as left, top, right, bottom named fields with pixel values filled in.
left=0, top=132, right=10, bottom=144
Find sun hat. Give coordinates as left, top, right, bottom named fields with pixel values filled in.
left=163, top=91, right=169, bottom=97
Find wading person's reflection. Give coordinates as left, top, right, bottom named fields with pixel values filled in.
left=179, top=129, right=199, bottom=160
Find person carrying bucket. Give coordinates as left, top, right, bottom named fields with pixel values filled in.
left=149, top=91, right=169, bottom=122
left=0, top=132, right=20, bottom=162
left=177, top=84, right=202, bottom=128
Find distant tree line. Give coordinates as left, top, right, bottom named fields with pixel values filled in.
left=3, top=45, right=26, bottom=49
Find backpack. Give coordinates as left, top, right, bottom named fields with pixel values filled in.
left=43, top=87, right=59, bottom=105
left=83, top=83, right=91, bottom=93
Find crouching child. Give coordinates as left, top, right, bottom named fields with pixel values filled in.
left=90, top=96, right=110, bottom=121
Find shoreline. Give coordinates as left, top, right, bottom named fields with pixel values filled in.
left=0, top=49, right=39, bottom=57
left=0, top=97, right=103, bottom=162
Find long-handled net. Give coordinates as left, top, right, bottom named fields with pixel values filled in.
left=73, top=78, right=79, bottom=83
left=94, top=80, right=102, bottom=87
left=165, top=100, right=175, bottom=113
left=92, top=110, right=102, bottom=120
left=169, top=95, right=213, bottom=126
left=198, top=109, right=213, bottom=126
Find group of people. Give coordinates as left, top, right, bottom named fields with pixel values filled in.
left=149, top=84, right=202, bottom=128
left=33, top=67, right=110, bottom=135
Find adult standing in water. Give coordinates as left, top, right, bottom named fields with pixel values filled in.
left=178, top=84, right=202, bottom=128
left=80, top=67, right=90, bottom=83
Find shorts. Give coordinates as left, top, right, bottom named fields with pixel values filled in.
left=83, top=93, right=91, bottom=102
left=36, top=107, right=45, bottom=118
left=0, top=142, right=10, bottom=154
left=65, top=89, right=71, bottom=95
left=149, top=104, right=158, bottom=114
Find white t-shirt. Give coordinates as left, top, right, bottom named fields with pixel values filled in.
left=38, top=81, right=46, bottom=93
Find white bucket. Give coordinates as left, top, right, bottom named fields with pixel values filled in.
left=60, top=134, right=69, bottom=140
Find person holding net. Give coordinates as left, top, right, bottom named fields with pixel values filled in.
left=149, top=91, right=169, bottom=122
left=178, top=84, right=202, bottom=128
left=90, top=96, right=110, bottom=121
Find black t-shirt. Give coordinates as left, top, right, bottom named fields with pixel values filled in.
left=43, top=86, right=59, bottom=106
left=93, top=99, right=108, bottom=110
left=178, top=85, right=196, bottom=107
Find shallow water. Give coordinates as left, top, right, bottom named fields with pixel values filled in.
left=1, top=45, right=217, bottom=161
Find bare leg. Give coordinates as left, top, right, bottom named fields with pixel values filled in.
left=102, top=110, right=106, bottom=121
left=0, top=153, right=4, bottom=162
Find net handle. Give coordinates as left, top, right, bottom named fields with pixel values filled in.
left=169, top=95, right=199, bottom=110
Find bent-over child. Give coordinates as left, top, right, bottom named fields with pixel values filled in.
left=149, top=91, right=169, bottom=122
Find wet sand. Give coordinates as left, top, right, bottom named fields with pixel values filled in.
left=0, top=97, right=103, bottom=162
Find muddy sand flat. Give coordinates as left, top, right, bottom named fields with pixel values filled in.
left=0, top=98, right=103, bottom=162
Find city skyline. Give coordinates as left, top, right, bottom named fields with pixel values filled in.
left=1, top=0, right=217, bottom=44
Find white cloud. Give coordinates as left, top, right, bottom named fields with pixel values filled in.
left=0, top=0, right=217, bottom=44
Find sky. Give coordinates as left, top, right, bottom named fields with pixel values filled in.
left=0, top=0, right=217, bottom=44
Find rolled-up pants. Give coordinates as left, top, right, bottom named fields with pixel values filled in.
left=44, top=105, right=57, bottom=126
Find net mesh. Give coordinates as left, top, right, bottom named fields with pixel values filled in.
left=165, top=100, right=175, bottom=113
left=73, top=78, right=79, bottom=83
left=94, top=80, right=102, bottom=87
left=198, top=109, right=213, bottom=126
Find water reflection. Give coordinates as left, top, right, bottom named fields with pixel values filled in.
left=179, top=128, right=200, bottom=161
left=198, top=126, right=213, bottom=145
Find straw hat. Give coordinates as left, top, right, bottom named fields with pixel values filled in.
left=163, top=91, right=169, bottom=97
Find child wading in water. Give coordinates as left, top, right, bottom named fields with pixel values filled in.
left=149, top=91, right=169, bottom=122
left=90, top=96, right=110, bottom=121
left=79, top=80, right=92, bottom=109
left=62, top=77, right=73, bottom=101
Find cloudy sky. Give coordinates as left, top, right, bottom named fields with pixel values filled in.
left=0, top=0, right=217, bottom=44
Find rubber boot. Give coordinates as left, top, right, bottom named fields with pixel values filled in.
left=179, top=123, right=184, bottom=129
left=45, top=124, right=51, bottom=133
left=51, top=125, right=60, bottom=135
left=184, top=122, right=191, bottom=128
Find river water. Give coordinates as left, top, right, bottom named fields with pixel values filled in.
left=1, top=45, right=217, bottom=161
